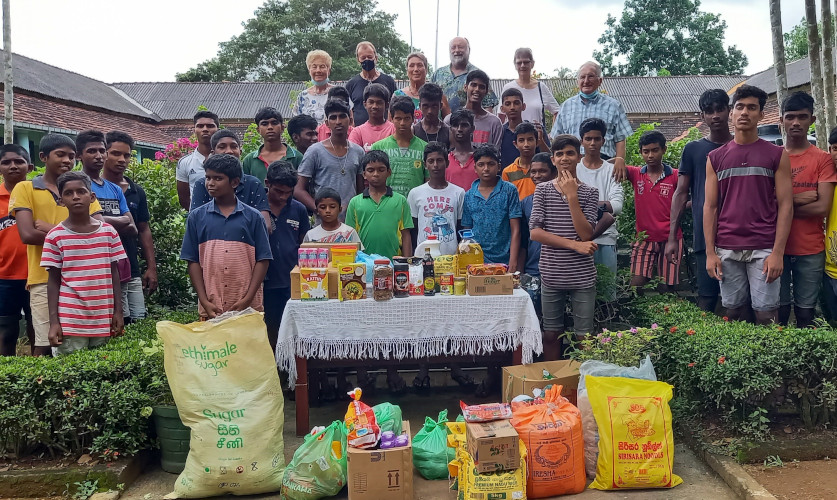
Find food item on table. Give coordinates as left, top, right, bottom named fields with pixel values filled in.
left=393, top=261, right=410, bottom=298
left=344, top=388, right=381, bottom=449
left=434, top=254, right=458, bottom=276
left=454, top=277, right=466, bottom=296
left=460, top=401, right=513, bottom=423
left=298, top=248, right=310, bottom=268
left=339, top=264, right=366, bottom=301
left=408, top=257, right=424, bottom=295
left=587, top=375, right=682, bottom=490
left=316, top=248, right=329, bottom=268
left=300, top=268, right=329, bottom=301
left=422, top=248, right=436, bottom=296
left=438, top=273, right=454, bottom=295
left=372, top=260, right=393, bottom=301
left=330, top=245, right=358, bottom=266
left=457, top=229, right=484, bottom=276
left=467, top=263, right=509, bottom=276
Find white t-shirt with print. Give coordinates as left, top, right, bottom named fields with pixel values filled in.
left=304, top=222, right=362, bottom=245
left=407, top=182, right=465, bottom=255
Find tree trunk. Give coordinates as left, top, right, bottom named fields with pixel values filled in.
left=770, top=0, right=788, bottom=116
left=2, top=0, right=12, bottom=145
left=826, top=1, right=837, bottom=138
left=807, top=0, right=826, bottom=149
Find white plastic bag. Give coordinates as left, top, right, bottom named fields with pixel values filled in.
left=577, top=355, right=657, bottom=479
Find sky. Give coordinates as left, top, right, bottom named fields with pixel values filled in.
left=5, top=0, right=811, bottom=83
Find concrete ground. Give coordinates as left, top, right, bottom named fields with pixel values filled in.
left=121, top=370, right=737, bottom=500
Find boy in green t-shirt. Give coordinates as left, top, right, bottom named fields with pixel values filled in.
left=371, top=96, right=428, bottom=198
left=346, top=150, right=413, bottom=259
left=242, top=107, right=302, bottom=183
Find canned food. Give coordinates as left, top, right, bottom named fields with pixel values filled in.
left=454, top=277, right=466, bottom=296
left=439, top=273, right=454, bottom=295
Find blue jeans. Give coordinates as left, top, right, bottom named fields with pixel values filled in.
left=593, top=244, right=617, bottom=274
left=121, top=277, right=146, bottom=321
left=780, top=252, right=825, bottom=309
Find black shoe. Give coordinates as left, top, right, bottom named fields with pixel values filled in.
left=413, top=375, right=431, bottom=393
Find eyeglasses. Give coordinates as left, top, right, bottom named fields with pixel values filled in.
left=515, top=60, right=533, bottom=66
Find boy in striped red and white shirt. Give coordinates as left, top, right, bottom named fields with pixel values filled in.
left=41, top=171, right=125, bottom=355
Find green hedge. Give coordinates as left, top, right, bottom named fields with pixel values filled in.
left=0, top=310, right=196, bottom=458
left=620, top=297, right=837, bottom=440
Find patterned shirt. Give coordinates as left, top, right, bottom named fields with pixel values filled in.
left=462, top=179, right=523, bottom=265
left=181, top=199, right=272, bottom=317
left=296, top=90, right=330, bottom=124
left=430, top=62, right=499, bottom=112
left=551, top=93, right=633, bottom=158
left=40, top=221, right=126, bottom=337
left=529, top=181, right=599, bottom=290
left=371, top=135, right=429, bottom=198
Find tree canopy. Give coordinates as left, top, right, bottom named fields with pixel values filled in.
left=176, top=0, right=411, bottom=82
left=593, top=0, right=748, bottom=76
left=784, top=16, right=835, bottom=62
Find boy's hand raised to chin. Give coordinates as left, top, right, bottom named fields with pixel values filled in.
left=557, top=170, right=579, bottom=199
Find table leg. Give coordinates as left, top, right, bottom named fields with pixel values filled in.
left=295, top=356, right=309, bottom=436
left=512, top=346, right=523, bottom=365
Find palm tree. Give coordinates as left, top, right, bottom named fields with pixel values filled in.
left=771, top=0, right=788, bottom=111
left=824, top=1, right=836, bottom=137
left=806, top=0, right=826, bottom=148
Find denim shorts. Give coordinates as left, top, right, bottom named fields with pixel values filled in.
left=541, top=284, right=596, bottom=335
left=0, top=279, right=30, bottom=319
left=779, top=252, right=824, bottom=309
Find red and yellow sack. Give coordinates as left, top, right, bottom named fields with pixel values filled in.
left=586, top=376, right=682, bottom=490
left=510, top=385, right=585, bottom=498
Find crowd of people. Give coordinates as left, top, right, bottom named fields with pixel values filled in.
left=2, top=36, right=836, bottom=397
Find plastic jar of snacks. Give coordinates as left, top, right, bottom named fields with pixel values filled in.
left=373, top=259, right=394, bottom=301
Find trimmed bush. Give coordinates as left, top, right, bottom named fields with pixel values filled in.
left=0, top=310, right=196, bottom=458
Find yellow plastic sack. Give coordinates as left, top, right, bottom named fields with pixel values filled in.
left=157, top=310, right=286, bottom=498
left=449, top=444, right=527, bottom=499
left=587, top=375, right=682, bottom=490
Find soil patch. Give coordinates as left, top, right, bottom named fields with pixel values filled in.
left=745, top=459, right=837, bottom=500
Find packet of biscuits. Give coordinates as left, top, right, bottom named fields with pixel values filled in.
left=466, top=263, right=509, bottom=276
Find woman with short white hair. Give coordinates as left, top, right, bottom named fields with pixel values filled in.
left=296, top=49, right=335, bottom=124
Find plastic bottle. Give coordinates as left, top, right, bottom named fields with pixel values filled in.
left=457, top=229, right=484, bottom=276
left=414, top=235, right=442, bottom=258
left=422, top=248, right=436, bottom=296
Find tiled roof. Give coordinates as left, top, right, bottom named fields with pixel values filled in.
left=7, top=53, right=157, bottom=119
left=1, top=91, right=172, bottom=146
left=745, top=54, right=837, bottom=95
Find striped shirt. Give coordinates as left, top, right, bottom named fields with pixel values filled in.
left=551, top=93, right=632, bottom=158
left=708, top=139, right=784, bottom=250
left=40, top=222, right=126, bottom=337
left=529, top=181, right=599, bottom=290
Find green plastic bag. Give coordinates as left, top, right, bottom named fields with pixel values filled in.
left=280, top=421, right=348, bottom=500
left=413, top=409, right=454, bottom=480
left=372, top=403, right=403, bottom=435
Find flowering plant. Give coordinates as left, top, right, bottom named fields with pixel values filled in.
left=155, top=136, right=198, bottom=167
left=570, top=326, right=658, bottom=367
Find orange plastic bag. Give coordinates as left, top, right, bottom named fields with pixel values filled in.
left=344, top=388, right=380, bottom=449
left=510, top=385, right=586, bottom=498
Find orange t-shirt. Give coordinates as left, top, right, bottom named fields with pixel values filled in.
left=502, top=158, right=536, bottom=200
left=786, top=146, right=837, bottom=256
left=0, top=183, right=28, bottom=280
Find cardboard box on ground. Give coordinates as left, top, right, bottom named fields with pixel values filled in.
left=347, top=421, right=413, bottom=500
left=502, top=360, right=580, bottom=405
left=465, top=419, right=520, bottom=473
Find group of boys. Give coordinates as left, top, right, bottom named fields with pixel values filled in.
left=2, top=131, right=157, bottom=355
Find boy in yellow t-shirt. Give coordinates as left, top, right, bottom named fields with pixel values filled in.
left=9, top=133, right=102, bottom=356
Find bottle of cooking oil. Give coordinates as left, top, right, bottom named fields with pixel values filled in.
left=457, top=229, right=484, bottom=276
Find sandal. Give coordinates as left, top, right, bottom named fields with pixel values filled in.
left=413, top=375, right=431, bottom=393
left=451, top=373, right=476, bottom=389
left=387, top=375, right=407, bottom=395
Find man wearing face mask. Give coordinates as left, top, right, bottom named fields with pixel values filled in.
left=431, top=37, right=499, bottom=114
left=345, top=41, right=397, bottom=127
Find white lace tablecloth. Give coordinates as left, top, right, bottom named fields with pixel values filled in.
left=275, top=289, right=543, bottom=386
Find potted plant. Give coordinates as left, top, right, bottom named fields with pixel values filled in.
left=141, top=337, right=190, bottom=474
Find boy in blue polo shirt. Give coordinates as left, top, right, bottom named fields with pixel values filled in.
left=462, top=145, right=522, bottom=272
left=346, top=150, right=413, bottom=259
left=181, top=154, right=272, bottom=320
left=263, top=161, right=309, bottom=351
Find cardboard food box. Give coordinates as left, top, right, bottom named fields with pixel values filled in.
left=290, top=266, right=340, bottom=300
left=339, top=263, right=367, bottom=301
left=347, top=421, right=413, bottom=500
left=502, top=360, right=580, bottom=406
left=467, top=273, right=514, bottom=296
left=300, top=241, right=360, bottom=262
left=299, top=268, right=329, bottom=301
left=465, top=419, right=520, bottom=473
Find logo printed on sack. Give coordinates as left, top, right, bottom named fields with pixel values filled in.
left=180, top=342, right=238, bottom=376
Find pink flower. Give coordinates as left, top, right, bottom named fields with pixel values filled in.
left=600, top=337, right=612, bottom=344
left=651, top=323, right=658, bottom=330
left=155, top=151, right=166, bottom=161
left=617, top=332, right=623, bottom=338
left=629, top=327, right=638, bottom=333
